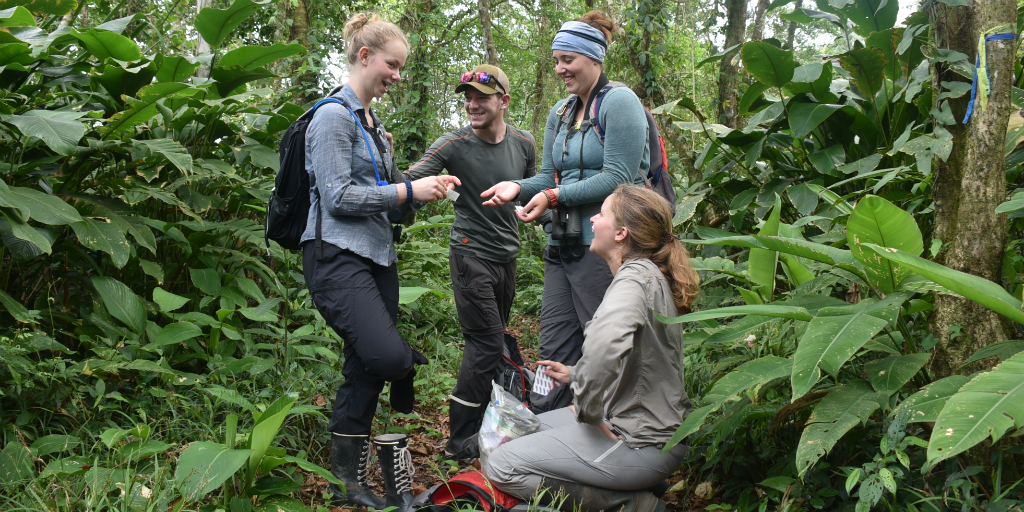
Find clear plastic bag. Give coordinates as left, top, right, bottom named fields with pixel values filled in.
left=479, top=382, right=541, bottom=468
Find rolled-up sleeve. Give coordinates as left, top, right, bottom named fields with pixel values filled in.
left=571, top=272, right=648, bottom=424
left=557, top=90, right=647, bottom=207
left=308, top=104, right=399, bottom=216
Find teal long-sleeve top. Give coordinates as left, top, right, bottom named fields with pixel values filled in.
left=515, top=85, right=650, bottom=246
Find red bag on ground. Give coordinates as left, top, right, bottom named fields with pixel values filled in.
left=410, top=470, right=521, bottom=512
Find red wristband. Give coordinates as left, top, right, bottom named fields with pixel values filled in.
left=544, top=188, right=558, bottom=208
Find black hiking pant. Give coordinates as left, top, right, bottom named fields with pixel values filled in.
left=303, top=242, right=417, bottom=434
left=450, top=250, right=517, bottom=406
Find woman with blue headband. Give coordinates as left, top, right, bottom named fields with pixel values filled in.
left=481, top=11, right=650, bottom=413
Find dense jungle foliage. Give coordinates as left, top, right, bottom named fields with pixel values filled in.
left=0, top=0, right=1023, bottom=510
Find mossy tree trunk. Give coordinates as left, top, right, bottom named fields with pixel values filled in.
left=716, top=0, right=746, bottom=129
left=478, top=0, right=499, bottom=66
left=284, top=0, right=319, bottom=105
left=928, top=0, right=1014, bottom=378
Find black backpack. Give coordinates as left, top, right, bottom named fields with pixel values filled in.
left=495, top=331, right=534, bottom=407
left=555, top=82, right=677, bottom=214
left=264, top=97, right=344, bottom=255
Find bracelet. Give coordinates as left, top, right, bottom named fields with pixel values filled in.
left=543, top=188, right=558, bottom=208
left=404, top=180, right=413, bottom=202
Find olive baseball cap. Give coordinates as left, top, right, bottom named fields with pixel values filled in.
left=455, top=64, right=510, bottom=95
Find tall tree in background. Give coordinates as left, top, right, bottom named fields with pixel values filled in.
left=529, top=0, right=552, bottom=136
left=196, top=0, right=212, bottom=77
left=284, top=0, right=319, bottom=104
left=479, top=0, right=499, bottom=65
left=785, top=0, right=802, bottom=48
left=749, top=0, right=769, bottom=41
left=392, top=0, right=438, bottom=164
left=928, top=0, right=1015, bottom=376
left=716, top=0, right=746, bottom=128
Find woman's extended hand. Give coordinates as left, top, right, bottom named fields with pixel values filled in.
left=481, top=181, right=521, bottom=207
left=518, top=189, right=555, bottom=222
left=411, top=175, right=461, bottom=202
left=537, top=360, right=570, bottom=385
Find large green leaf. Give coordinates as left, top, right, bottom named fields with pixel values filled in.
left=791, top=296, right=906, bottom=399
left=796, top=379, right=888, bottom=477
left=894, top=375, right=969, bottom=424
left=957, top=341, right=1024, bottom=370
left=861, top=244, right=1024, bottom=325
left=0, top=208, right=51, bottom=254
left=839, top=48, right=888, bottom=101
left=247, top=393, right=297, bottom=485
left=254, top=495, right=313, bottom=512
left=175, top=441, right=252, bottom=503
left=0, top=441, right=33, bottom=487
left=92, top=276, right=146, bottom=334
left=789, top=103, right=846, bottom=139
left=101, top=82, right=199, bottom=138
left=0, top=6, right=34, bottom=27
left=71, top=218, right=129, bottom=268
left=70, top=28, right=142, bottom=62
left=195, top=0, right=270, bottom=48
left=928, top=352, right=1024, bottom=466
left=189, top=267, right=222, bottom=295
left=133, top=139, right=193, bottom=173
left=748, top=195, right=781, bottom=301
left=838, top=0, right=898, bottom=37
left=0, top=0, right=76, bottom=16
left=741, top=42, right=794, bottom=88
left=153, top=288, right=189, bottom=312
left=218, top=43, right=305, bottom=70
left=656, top=305, right=812, bottom=324
left=94, top=62, right=157, bottom=105
left=8, top=187, right=81, bottom=225
left=665, top=356, right=792, bottom=448
left=210, top=65, right=276, bottom=96
left=865, top=353, right=929, bottom=394
left=848, top=196, right=923, bottom=293
left=152, top=322, right=203, bottom=347
left=0, top=288, right=31, bottom=322
left=154, top=54, right=202, bottom=83
left=2, top=110, right=85, bottom=155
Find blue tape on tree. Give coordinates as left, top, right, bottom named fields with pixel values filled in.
left=963, top=32, right=1017, bottom=124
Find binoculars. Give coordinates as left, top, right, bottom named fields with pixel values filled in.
left=550, top=205, right=583, bottom=242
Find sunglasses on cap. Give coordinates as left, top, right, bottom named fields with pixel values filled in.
left=460, top=71, right=505, bottom=93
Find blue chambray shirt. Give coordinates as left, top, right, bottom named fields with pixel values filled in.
left=300, top=84, right=401, bottom=266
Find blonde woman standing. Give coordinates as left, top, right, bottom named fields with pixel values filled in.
left=301, top=13, right=459, bottom=509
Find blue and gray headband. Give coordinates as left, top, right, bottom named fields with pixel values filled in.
left=552, top=21, right=608, bottom=63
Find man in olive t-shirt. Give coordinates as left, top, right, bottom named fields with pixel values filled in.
left=403, top=64, right=536, bottom=461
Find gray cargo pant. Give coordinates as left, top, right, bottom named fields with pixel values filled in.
left=484, top=408, right=686, bottom=512
left=531, top=246, right=614, bottom=412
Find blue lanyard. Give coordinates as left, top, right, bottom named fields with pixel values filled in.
left=311, top=98, right=387, bottom=186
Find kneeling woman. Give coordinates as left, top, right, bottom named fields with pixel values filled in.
left=484, top=185, right=699, bottom=512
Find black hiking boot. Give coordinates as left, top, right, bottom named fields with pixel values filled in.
left=328, top=433, right=387, bottom=509
left=444, top=396, right=485, bottom=461
left=374, top=433, right=416, bottom=512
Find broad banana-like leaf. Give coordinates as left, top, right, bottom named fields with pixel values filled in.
left=1, top=110, right=85, bottom=155
left=928, top=352, right=1024, bottom=466
left=195, top=0, right=270, bottom=48
left=69, top=28, right=141, bottom=62
left=175, top=442, right=252, bottom=503
left=848, top=196, right=923, bottom=293
left=741, top=42, right=795, bottom=88
left=8, top=187, right=82, bottom=225
left=749, top=195, right=782, bottom=301
left=656, top=305, right=812, bottom=324
left=894, top=375, right=970, bottom=424
left=71, top=218, right=129, bottom=268
left=796, top=379, right=888, bottom=477
left=865, top=353, right=929, bottom=394
left=665, top=356, right=791, bottom=449
left=133, top=139, right=193, bottom=173
left=92, top=276, right=146, bottom=334
left=101, top=83, right=199, bottom=138
left=957, top=341, right=1024, bottom=370
left=861, top=244, right=1024, bottom=325
left=247, top=393, right=297, bottom=485
left=218, top=43, right=305, bottom=70
left=791, top=295, right=907, bottom=399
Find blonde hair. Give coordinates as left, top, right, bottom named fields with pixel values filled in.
left=609, top=185, right=700, bottom=312
left=343, top=13, right=409, bottom=66
left=577, top=10, right=616, bottom=44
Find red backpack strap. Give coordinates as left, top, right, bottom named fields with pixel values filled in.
left=589, top=82, right=620, bottom=143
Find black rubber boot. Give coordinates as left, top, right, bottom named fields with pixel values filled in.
left=328, top=433, right=387, bottom=509
left=374, top=433, right=416, bottom=512
left=444, top=396, right=485, bottom=460
left=538, top=478, right=664, bottom=512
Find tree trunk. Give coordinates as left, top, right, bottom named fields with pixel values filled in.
left=749, top=0, right=771, bottom=42
left=394, top=0, right=436, bottom=164
left=785, top=0, right=802, bottom=49
left=529, top=8, right=549, bottom=136
left=928, top=0, right=1014, bottom=378
left=716, top=0, right=747, bottom=129
left=478, top=0, right=499, bottom=65
left=196, top=0, right=212, bottom=78
left=285, top=0, right=319, bottom=104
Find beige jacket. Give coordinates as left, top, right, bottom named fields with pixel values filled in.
left=569, top=258, right=692, bottom=448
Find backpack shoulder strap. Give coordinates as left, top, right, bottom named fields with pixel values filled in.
left=590, top=82, right=624, bottom=144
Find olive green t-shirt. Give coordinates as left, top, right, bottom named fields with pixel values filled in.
left=404, top=125, right=536, bottom=263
